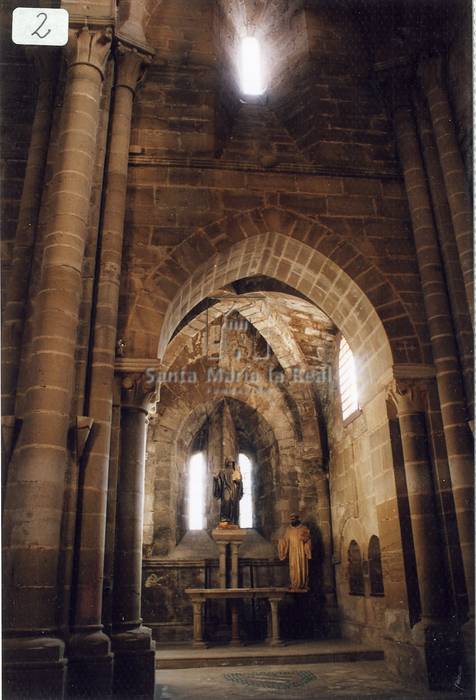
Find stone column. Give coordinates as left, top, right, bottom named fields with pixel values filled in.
left=111, top=373, right=156, bottom=697
left=192, top=600, right=206, bottom=648
left=315, top=468, right=339, bottom=636
left=418, top=57, right=473, bottom=318
left=103, top=377, right=123, bottom=633
left=388, top=380, right=448, bottom=625
left=67, top=43, right=152, bottom=696
left=268, top=598, right=283, bottom=646
left=1, top=51, right=57, bottom=421
left=230, top=603, right=240, bottom=646
left=2, top=26, right=112, bottom=700
left=412, top=88, right=474, bottom=418
left=387, top=78, right=474, bottom=630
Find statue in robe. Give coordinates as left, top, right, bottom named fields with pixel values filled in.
left=278, top=513, right=312, bottom=590
left=213, top=457, right=243, bottom=527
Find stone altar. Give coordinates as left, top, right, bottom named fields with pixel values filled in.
left=185, top=587, right=294, bottom=647
left=185, top=528, right=304, bottom=647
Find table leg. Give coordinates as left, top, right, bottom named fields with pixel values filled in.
left=230, top=601, right=241, bottom=647
left=192, top=600, right=207, bottom=648
left=268, top=598, right=284, bottom=646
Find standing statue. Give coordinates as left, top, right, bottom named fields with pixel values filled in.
left=213, top=457, right=243, bottom=527
left=278, top=513, right=312, bottom=591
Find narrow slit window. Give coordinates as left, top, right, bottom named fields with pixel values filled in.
left=240, top=37, right=264, bottom=95
left=188, top=452, right=205, bottom=530
left=239, top=453, right=253, bottom=528
left=338, top=336, right=359, bottom=420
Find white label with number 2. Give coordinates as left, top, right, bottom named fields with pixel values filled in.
left=12, top=7, right=69, bottom=46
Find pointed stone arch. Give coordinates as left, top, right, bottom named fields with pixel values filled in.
left=122, top=208, right=425, bottom=374
left=156, top=230, right=401, bottom=403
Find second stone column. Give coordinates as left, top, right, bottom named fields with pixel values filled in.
left=111, top=373, right=157, bottom=697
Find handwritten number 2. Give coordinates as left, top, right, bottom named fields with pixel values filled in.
left=31, top=12, right=51, bottom=40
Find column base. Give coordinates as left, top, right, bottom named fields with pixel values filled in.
left=411, top=619, right=461, bottom=690
left=266, top=639, right=286, bottom=647
left=67, top=630, right=113, bottom=698
left=192, top=640, right=208, bottom=649
left=3, top=635, right=66, bottom=699
left=112, top=626, right=156, bottom=697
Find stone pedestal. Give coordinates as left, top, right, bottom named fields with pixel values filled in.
left=112, top=627, right=156, bottom=698
left=3, top=637, right=66, bottom=700
left=211, top=528, right=246, bottom=588
left=67, top=631, right=113, bottom=698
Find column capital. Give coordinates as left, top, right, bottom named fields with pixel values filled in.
left=418, top=55, right=445, bottom=95
left=64, top=25, right=113, bottom=80
left=386, top=378, right=428, bottom=415
left=119, top=371, right=157, bottom=413
left=115, top=43, right=153, bottom=94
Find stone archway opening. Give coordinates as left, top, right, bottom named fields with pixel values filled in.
left=157, top=232, right=396, bottom=405
left=142, top=230, right=418, bottom=653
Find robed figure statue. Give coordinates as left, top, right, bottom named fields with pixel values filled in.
left=213, top=457, right=243, bottom=527
left=278, top=513, right=312, bottom=590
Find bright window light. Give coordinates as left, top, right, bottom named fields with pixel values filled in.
left=239, top=453, right=253, bottom=528
left=188, top=452, right=205, bottom=530
left=338, top=336, right=359, bottom=420
left=240, top=36, right=264, bottom=95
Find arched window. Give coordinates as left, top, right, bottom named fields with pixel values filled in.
left=338, top=336, right=359, bottom=420
left=188, top=452, right=206, bottom=530
left=240, top=37, right=264, bottom=95
left=368, top=535, right=385, bottom=596
left=239, top=453, right=253, bottom=528
left=348, top=540, right=364, bottom=595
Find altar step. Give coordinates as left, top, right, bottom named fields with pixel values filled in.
left=155, top=639, right=384, bottom=669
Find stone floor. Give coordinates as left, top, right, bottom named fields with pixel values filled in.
left=155, top=639, right=384, bottom=669
left=155, top=642, right=473, bottom=700
left=156, top=660, right=472, bottom=700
